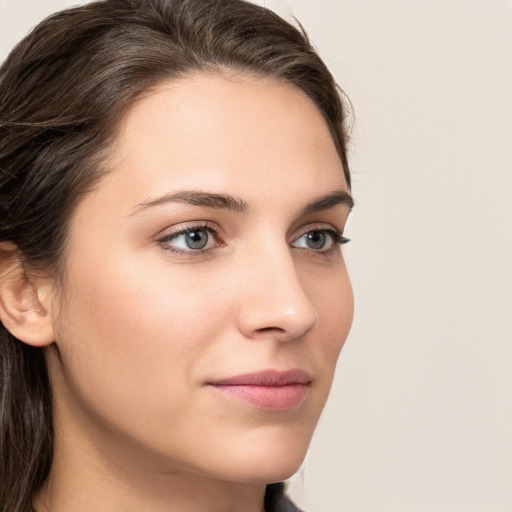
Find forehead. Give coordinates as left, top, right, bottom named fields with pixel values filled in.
left=100, top=72, right=347, bottom=211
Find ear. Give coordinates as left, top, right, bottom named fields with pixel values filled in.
left=0, top=241, right=55, bottom=347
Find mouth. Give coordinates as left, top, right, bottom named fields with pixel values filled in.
left=206, top=369, right=312, bottom=411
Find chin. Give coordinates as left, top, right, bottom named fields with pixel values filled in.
left=218, top=456, right=306, bottom=485
left=250, top=456, right=306, bottom=484
left=200, top=428, right=312, bottom=485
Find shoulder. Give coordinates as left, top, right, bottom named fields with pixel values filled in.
left=265, top=483, right=305, bottom=512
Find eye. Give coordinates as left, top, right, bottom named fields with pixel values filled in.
left=291, top=229, right=349, bottom=252
left=158, top=224, right=218, bottom=253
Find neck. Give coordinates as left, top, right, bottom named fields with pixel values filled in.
left=36, top=450, right=267, bottom=512
left=35, top=404, right=266, bottom=512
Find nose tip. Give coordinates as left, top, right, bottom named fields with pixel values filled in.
left=236, top=257, right=319, bottom=342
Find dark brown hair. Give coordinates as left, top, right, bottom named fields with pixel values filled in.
left=0, top=0, right=351, bottom=510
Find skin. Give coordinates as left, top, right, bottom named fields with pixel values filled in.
left=32, top=73, right=354, bottom=512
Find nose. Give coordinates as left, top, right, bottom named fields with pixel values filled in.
left=235, top=244, right=319, bottom=342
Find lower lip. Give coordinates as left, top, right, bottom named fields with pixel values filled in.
left=209, top=384, right=309, bottom=411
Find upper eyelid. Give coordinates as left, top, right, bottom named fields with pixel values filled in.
left=157, top=221, right=342, bottom=240
left=157, top=220, right=344, bottom=236
left=157, top=221, right=220, bottom=238
left=291, top=222, right=343, bottom=240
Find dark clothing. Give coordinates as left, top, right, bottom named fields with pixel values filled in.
left=265, top=483, right=304, bottom=512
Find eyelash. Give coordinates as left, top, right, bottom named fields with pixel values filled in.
left=157, top=222, right=349, bottom=256
left=157, top=222, right=220, bottom=255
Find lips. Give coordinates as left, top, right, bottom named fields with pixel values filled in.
left=207, top=369, right=311, bottom=411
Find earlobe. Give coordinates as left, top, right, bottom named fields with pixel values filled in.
left=0, top=242, right=55, bottom=347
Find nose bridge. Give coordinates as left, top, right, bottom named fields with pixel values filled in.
left=236, top=235, right=319, bottom=340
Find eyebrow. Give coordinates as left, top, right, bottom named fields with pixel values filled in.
left=130, top=189, right=353, bottom=216
left=300, top=190, right=354, bottom=216
left=130, top=190, right=249, bottom=215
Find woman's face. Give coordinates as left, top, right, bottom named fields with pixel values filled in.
left=47, top=73, right=353, bottom=484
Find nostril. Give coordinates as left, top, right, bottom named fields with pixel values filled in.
left=255, top=326, right=286, bottom=334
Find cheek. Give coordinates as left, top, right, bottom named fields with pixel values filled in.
left=304, top=265, right=353, bottom=370
left=61, top=245, right=224, bottom=342
left=52, top=249, right=231, bottom=418
left=326, top=272, right=353, bottom=349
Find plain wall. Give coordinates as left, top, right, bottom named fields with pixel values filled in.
left=1, top=1, right=511, bottom=511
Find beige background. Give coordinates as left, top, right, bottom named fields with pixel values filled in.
left=1, top=1, right=511, bottom=511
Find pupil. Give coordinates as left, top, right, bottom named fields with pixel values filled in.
left=185, top=230, right=208, bottom=249
left=306, top=231, right=326, bottom=249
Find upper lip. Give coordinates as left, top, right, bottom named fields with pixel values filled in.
left=207, top=369, right=312, bottom=387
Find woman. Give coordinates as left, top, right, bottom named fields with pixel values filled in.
left=0, top=0, right=354, bottom=510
